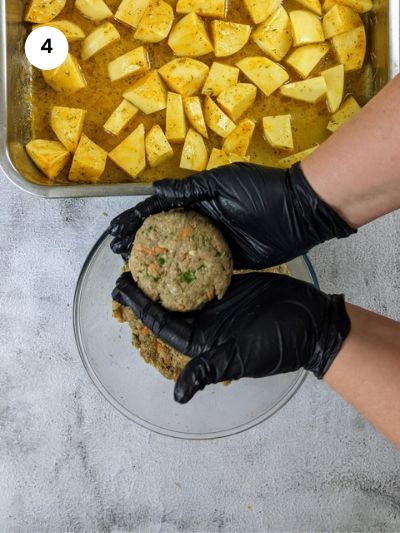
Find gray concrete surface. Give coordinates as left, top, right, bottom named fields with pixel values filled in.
left=0, top=173, right=399, bottom=533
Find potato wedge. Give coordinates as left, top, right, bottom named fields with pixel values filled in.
left=294, top=0, right=322, bottom=15
left=75, top=0, right=113, bottom=21
left=109, top=124, right=146, bottom=178
left=202, top=62, right=239, bottom=97
left=262, top=115, right=293, bottom=150
left=25, top=0, right=66, bottom=23
left=323, top=5, right=362, bottom=39
left=321, top=64, right=344, bottom=112
left=280, top=77, right=327, bottom=103
left=285, top=43, right=330, bottom=79
left=322, top=0, right=336, bottom=12
left=236, top=57, right=289, bottom=97
left=222, top=119, right=255, bottom=157
left=180, top=129, right=208, bottom=171
left=279, top=146, right=318, bottom=167
left=42, top=54, right=87, bottom=94
left=81, top=23, right=120, bottom=61
left=115, top=0, right=150, bottom=28
left=335, top=0, right=372, bottom=13
left=26, top=140, right=70, bottom=179
left=207, top=148, right=248, bottom=169
left=134, top=0, right=174, bottom=43
left=108, top=47, right=150, bottom=82
left=327, top=96, right=360, bottom=132
left=331, top=26, right=366, bottom=72
left=252, top=6, right=292, bottom=61
left=183, top=97, right=208, bottom=138
left=145, top=125, right=174, bottom=167
left=168, top=12, right=213, bottom=57
left=212, top=21, right=251, bottom=58
left=244, top=0, right=282, bottom=25
left=217, top=83, right=257, bottom=122
left=104, top=100, right=139, bottom=135
left=69, top=134, right=108, bottom=183
left=51, top=106, right=86, bottom=153
left=176, top=0, right=226, bottom=18
left=33, top=21, right=85, bottom=42
left=290, top=10, right=325, bottom=46
left=166, top=92, right=187, bottom=143
left=204, top=97, right=236, bottom=138
left=159, top=58, right=209, bottom=96
left=123, top=71, right=167, bottom=114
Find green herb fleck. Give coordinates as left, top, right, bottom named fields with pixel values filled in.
left=156, top=254, right=166, bottom=266
left=181, top=271, right=196, bottom=284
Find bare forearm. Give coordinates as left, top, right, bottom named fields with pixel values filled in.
left=302, top=74, right=400, bottom=228
left=324, top=304, right=400, bottom=448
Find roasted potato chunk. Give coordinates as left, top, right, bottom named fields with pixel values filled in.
left=81, top=23, right=120, bottom=61
left=180, top=129, right=208, bottom=171
left=104, top=100, right=139, bottom=135
left=75, top=0, right=113, bottom=21
left=327, top=96, right=360, bottom=132
left=202, top=62, right=239, bottom=97
left=123, top=71, right=167, bottom=114
left=42, top=54, right=87, bottom=94
left=207, top=148, right=248, bottom=169
left=323, top=5, right=362, bottom=39
left=321, top=64, right=344, bottom=112
left=279, top=146, right=318, bottom=167
left=159, top=58, right=209, bottom=96
left=183, top=97, right=208, bottom=138
left=285, top=43, right=330, bottom=79
left=280, top=77, right=327, bottom=103
left=322, top=0, right=335, bottom=12
left=236, top=57, right=289, bottom=97
left=252, top=6, right=292, bottom=62
left=334, top=0, right=372, bottom=13
left=212, top=21, right=251, bottom=58
left=294, top=0, right=322, bottom=15
left=204, top=97, right=236, bottom=138
left=25, top=0, right=66, bottom=23
left=33, top=21, right=85, bottom=42
left=115, top=0, right=150, bottom=28
left=145, top=125, right=174, bottom=167
left=26, top=140, right=70, bottom=179
left=222, top=119, right=255, bottom=157
left=109, top=124, right=146, bottom=178
left=244, top=0, right=282, bottom=25
left=331, top=26, right=366, bottom=72
left=176, top=0, right=226, bottom=18
left=262, top=115, right=293, bottom=150
left=217, top=83, right=257, bottom=122
left=108, top=47, right=150, bottom=82
left=134, top=0, right=174, bottom=43
left=168, top=12, right=213, bottom=57
left=289, top=10, right=325, bottom=46
left=51, top=106, right=86, bottom=153
left=166, top=92, right=187, bottom=143
left=69, top=134, right=108, bottom=183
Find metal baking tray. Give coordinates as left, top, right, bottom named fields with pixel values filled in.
left=0, top=0, right=399, bottom=199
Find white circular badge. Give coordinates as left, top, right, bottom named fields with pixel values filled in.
left=25, top=26, right=69, bottom=71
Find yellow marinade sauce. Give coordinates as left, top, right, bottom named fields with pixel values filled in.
left=30, top=0, right=374, bottom=185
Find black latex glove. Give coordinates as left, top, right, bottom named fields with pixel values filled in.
left=112, top=271, right=351, bottom=404
left=108, top=163, right=356, bottom=268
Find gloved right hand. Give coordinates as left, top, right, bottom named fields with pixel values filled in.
left=112, top=271, right=351, bottom=404
left=109, top=162, right=356, bottom=269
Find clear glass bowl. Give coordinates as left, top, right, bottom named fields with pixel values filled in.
left=73, top=231, right=319, bottom=440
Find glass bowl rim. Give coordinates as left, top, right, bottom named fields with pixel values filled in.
left=73, top=230, right=319, bottom=440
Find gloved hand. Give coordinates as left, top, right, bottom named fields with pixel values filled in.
left=112, top=271, right=351, bottom=404
left=108, top=163, right=356, bottom=268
